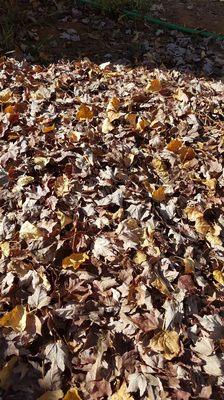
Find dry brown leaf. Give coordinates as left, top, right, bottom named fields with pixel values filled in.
left=54, top=175, right=71, bottom=197
left=195, top=217, right=211, bottom=235
left=152, top=186, right=166, bottom=202
left=0, top=89, right=14, bottom=104
left=178, top=146, right=196, bottom=162
left=146, top=79, right=162, bottom=92
left=107, top=97, right=120, bottom=112
left=0, top=356, right=18, bottom=390
left=63, top=387, right=82, bottom=400
left=184, top=206, right=203, bottom=222
left=125, top=113, right=137, bottom=127
left=42, top=124, right=55, bottom=133
left=174, top=88, right=188, bottom=103
left=0, top=305, right=27, bottom=332
left=167, top=139, right=183, bottom=153
left=17, top=175, right=34, bottom=189
left=136, top=117, right=149, bottom=131
left=150, top=330, right=180, bottom=360
left=76, top=104, right=93, bottom=121
left=62, top=252, right=89, bottom=270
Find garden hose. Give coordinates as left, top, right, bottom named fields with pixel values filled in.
left=78, top=0, right=224, bottom=41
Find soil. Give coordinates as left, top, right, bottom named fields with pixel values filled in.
left=150, top=0, right=224, bottom=35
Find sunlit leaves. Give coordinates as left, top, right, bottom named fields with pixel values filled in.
left=111, top=382, right=134, bottom=400
left=62, top=252, right=89, bottom=270
left=19, top=221, right=43, bottom=240
left=150, top=330, right=180, bottom=360
left=63, top=387, right=82, bottom=400
left=0, top=305, right=27, bottom=332
left=146, top=79, right=162, bottom=92
left=54, top=175, right=71, bottom=197
left=152, top=186, right=166, bottom=202
left=213, top=270, right=224, bottom=286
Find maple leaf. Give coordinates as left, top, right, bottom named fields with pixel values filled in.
left=0, top=305, right=27, bottom=332
left=54, top=175, right=71, bottom=197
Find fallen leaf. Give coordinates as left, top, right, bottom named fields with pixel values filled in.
left=213, top=270, right=224, bottom=285
left=63, top=387, right=82, bottom=400
left=37, top=390, right=64, bottom=400
left=152, top=186, right=166, bottom=202
left=174, top=88, right=188, bottom=103
left=167, top=139, right=183, bottom=153
left=146, top=79, right=162, bottom=92
left=0, top=241, right=10, bottom=257
left=56, top=211, right=72, bottom=228
left=17, top=175, right=34, bottom=189
left=19, top=221, right=43, bottom=240
left=125, top=113, right=137, bottom=127
left=136, top=117, right=149, bottom=131
left=152, top=278, right=170, bottom=296
left=0, top=88, right=13, bottom=104
left=178, top=146, right=196, bottom=162
left=54, top=175, right=71, bottom=197
left=0, top=305, right=27, bottom=332
left=111, top=382, right=134, bottom=400
left=150, top=330, right=180, bottom=360
left=107, top=97, right=120, bottom=112
left=42, top=124, right=55, bottom=133
left=76, top=104, right=93, bottom=121
left=133, top=250, right=147, bottom=265
left=0, top=356, right=18, bottom=389
left=102, top=118, right=114, bottom=133
left=62, top=252, right=89, bottom=270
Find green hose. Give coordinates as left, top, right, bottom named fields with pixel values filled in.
left=78, top=0, right=224, bottom=41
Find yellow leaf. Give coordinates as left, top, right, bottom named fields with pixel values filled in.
left=206, top=233, right=222, bottom=247
left=62, top=252, right=89, bottom=270
left=42, top=124, right=55, bottom=133
left=54, top=175, right=71, bottom=197
left=37, top=390, right=64, bottom=400
left=195, top=217, right=211, bottom=235
left=63, top=387, right=82, bottom=400
left=0, top=356, right=18, bottom=390
left=0, top=89, right=13, bottom=104
left=133, top=251, right=147, bottom=265
left=152, top=186, right=166, bottom=202
left=107, top=110, right=120, bottom=122
left=203, top=179, right=217, bottom=191
left=150, top=330, right=180, bottom=360
left=4, top=105, right=16, bottom=114
left=19, top=221, right=43, bottom=240
left=152, top=278, right=170, bottom=296
left=17, top=176, right=34, bottom=189
left=136, top=117, right=149, bottom=131
left=183, top=257, right=195, bottom=274
left=107, top=97, right=120, bottom=112
left=111, top=382, right=134, bottom=400
left=184, top=206, right=203, bottom=222
left=166, top=139, right=183, bottom=153
left=76, top=104, right=93, bottom=121
left=125, top=113, right=137, bottom=127
left=56, top=211, right=72, bottom=229
left=0, top=241, right=10, bottom=257
left=0, top=305, right=27, bottom=332
left=151, top=158, right=169, bottom=183
left=102, top=118, right=114, bottom=133
left=146, top=79, right=162, bottom=92
left=213, top=270, right=224, bottom=286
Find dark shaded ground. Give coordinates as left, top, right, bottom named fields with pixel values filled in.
left=0, top=1, right=224, bottom=79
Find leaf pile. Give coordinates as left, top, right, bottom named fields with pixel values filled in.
left=0, top=57, right=224, bottom=399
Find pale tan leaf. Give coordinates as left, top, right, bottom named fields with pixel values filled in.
left=150, top=330, right=180, bottom=360
left=111, top=382, right=134, bottom=400
left=0, top=241, right=10, bottom=257
left=133, top=251, right=147, bottom=265
left=19, top=221, right=43, bottom=240
left=54, top=175, right=71, bottom=197
left=213, top=270, right=224, bottom=286
left=102, top=118, right=114, bottom=133
left=56, top=211, right=72, bottom=229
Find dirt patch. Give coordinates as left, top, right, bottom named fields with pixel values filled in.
left=150, top=0, right=224, bottom=35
